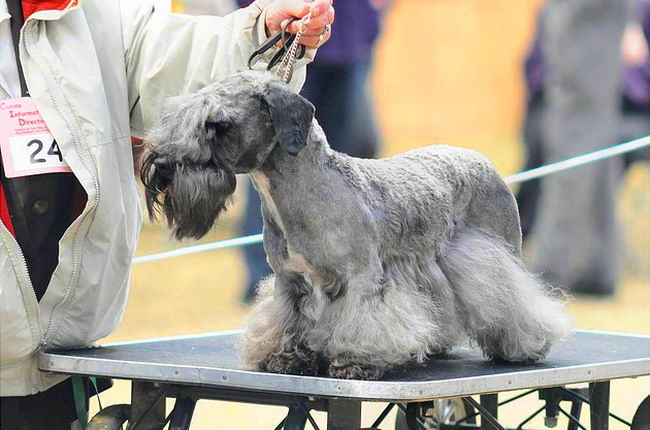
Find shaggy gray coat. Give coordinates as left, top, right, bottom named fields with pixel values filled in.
left=141, top=71, right=573, bottom=380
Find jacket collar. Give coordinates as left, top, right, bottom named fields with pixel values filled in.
left=22, top=0, right=80, bottom=21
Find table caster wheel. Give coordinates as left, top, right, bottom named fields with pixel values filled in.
left=87, top=404, right=131, bottom=430
left=631, top=395, right=650, bottom=430
left=395, top=398, right=470, bottom=430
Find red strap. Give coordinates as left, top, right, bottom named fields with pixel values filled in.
left=22, top=0, right=78, bottom=20
left=0, top=183, right=15, bottom=236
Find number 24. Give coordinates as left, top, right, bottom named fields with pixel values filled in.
left=28, top=139, right=63, bottom=163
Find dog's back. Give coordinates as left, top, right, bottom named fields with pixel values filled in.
left=353, top=144, right=521, bottom=256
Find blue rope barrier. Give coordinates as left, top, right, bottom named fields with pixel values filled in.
left=503, top=134, right=650, bottom=184
left=132, top=233, right=263, bottom=264
left=132, top=134, right=649, bottom=264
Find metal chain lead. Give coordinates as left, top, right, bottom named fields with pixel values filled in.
left=277, top=13, right=311, bottom=84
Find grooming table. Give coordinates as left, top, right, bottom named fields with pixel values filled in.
left=38, top=330, right=650, bottom=430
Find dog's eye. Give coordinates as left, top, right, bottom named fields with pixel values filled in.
left=207, top=120, right=231, bottom=135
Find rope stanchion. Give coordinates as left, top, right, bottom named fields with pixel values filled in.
left=132, top=234, right=263, bottom=264
left=503, top=134, right=650, bottom=184
left=132, top=135, right=650, bottom=265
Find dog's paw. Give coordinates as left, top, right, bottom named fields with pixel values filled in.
left=328, top=362, right=385, bottom=380
left=263, top=351, right=320, bottom=376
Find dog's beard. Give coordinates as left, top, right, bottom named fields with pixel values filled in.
left=141, top=153, right=236, bottom=240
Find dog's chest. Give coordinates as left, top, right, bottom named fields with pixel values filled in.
left=250, top=171, right=287, bottom=232
left=250, top=171, right=323, bottom=287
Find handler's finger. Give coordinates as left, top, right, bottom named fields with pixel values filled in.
left=309, top=0, right=332, bottom=18
left=298, top=30, right=331, bottom=49
left=287, top=5, right=334, bottom=34
left=283, top=0, right=311, bottom=19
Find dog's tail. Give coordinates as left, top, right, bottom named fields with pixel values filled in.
left=438, top=228, right=573, bottom=362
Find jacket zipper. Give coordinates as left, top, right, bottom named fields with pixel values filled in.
left=22, top=20, right=100, bottom=348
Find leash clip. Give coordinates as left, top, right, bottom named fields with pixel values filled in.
left=247, top=15, right=309, bottom=83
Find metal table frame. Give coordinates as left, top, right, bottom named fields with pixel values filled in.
left=38, top=330, right=650, bottom=430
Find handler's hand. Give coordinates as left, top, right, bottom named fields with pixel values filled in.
left=265, top=0, right=335, bottom=49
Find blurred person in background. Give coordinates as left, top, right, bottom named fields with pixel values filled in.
left=620, top=1, right=650, bottom=161
left=516, top=0, right=649, bottom=297
left=0, top=0, right=333, bottom=428
left=239, top=0, right=391, bottom=303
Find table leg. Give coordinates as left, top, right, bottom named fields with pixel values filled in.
left=327, top=399, right=361, bottom=430
left=168, top=396, right=197, bottom=430
left=284, top=404, right=308, bottom=430
left=480, top=394, right=499, bottom=430
left=539, top=388, right=561, bottom=427
left=567, top=398, right=583, bottom=430
left=131, top=382, right=166, bottom=430
left=589, top=382, right=610, bottom=430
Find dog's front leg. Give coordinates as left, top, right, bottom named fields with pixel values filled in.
left=320, top=268, right=443, bottom=380
left=243, top=273, right=320, bottom=376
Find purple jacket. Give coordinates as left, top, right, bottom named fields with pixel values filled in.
left=525, top=1, right=649, bottom=107
left=238, top=0, right=384, bottom=64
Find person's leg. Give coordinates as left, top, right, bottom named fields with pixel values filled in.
left=300, top=61, right=329, bottom=110
left=516, top=94, right=546, bottom=240
left=0, top=379, right=85, bottom=430
left=303, top=62, right=358, bottom=154
left=242, top=179, right=272, bottom=303
left=1, top=397, right=22, bottom=430
left=531, top=0, right=630, bottom=295
left=348, top=59, right=382, bottom=159
left=620, top=103, right=650, bottom=169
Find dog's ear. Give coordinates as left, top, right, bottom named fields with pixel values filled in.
left=263, top=81, right=315, bottom=156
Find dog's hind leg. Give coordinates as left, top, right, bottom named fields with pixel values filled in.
left=242, top=274, right=320, bottom=375
left=438, top=228, right=573, bottom=362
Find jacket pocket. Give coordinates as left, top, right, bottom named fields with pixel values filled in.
left=0, top=251, right=40, bottom=366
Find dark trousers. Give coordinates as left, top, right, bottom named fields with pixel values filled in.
left=1, top=379, right=83, bottom=430
left=516, top=94, right=546, bottom=239
left=518, top=0, right=649, bottom=295
left=517, top=96, right=649, bottom=241
left=526, top=0, right=630, bottom=295
left=241, top=60, right=381, bottom=302
left=0, top=377, right=111, bottom=430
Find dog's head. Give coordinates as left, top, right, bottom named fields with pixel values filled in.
left=140, top=71, right=315, bottom=240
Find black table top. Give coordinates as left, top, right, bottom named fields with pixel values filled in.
left=38, top=330, right=650, bottom=401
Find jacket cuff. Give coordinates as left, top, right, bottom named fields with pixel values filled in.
left=254, top=5, right=270, bottom=45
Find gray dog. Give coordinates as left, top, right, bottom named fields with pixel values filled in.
left=141, top=71, right=573, bottom=380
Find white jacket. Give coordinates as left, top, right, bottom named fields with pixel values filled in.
left=0, top=0, right=309, bottom=396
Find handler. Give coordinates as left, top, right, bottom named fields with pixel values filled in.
left=0, top=0, right=333, bottom=428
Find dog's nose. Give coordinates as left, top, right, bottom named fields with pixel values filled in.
left=153, top=156, right=171, bottom=170
left=153, top=156, right=175, bottom=184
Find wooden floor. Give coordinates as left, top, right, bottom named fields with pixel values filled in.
left=94, top=0, right=649, bottom=428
